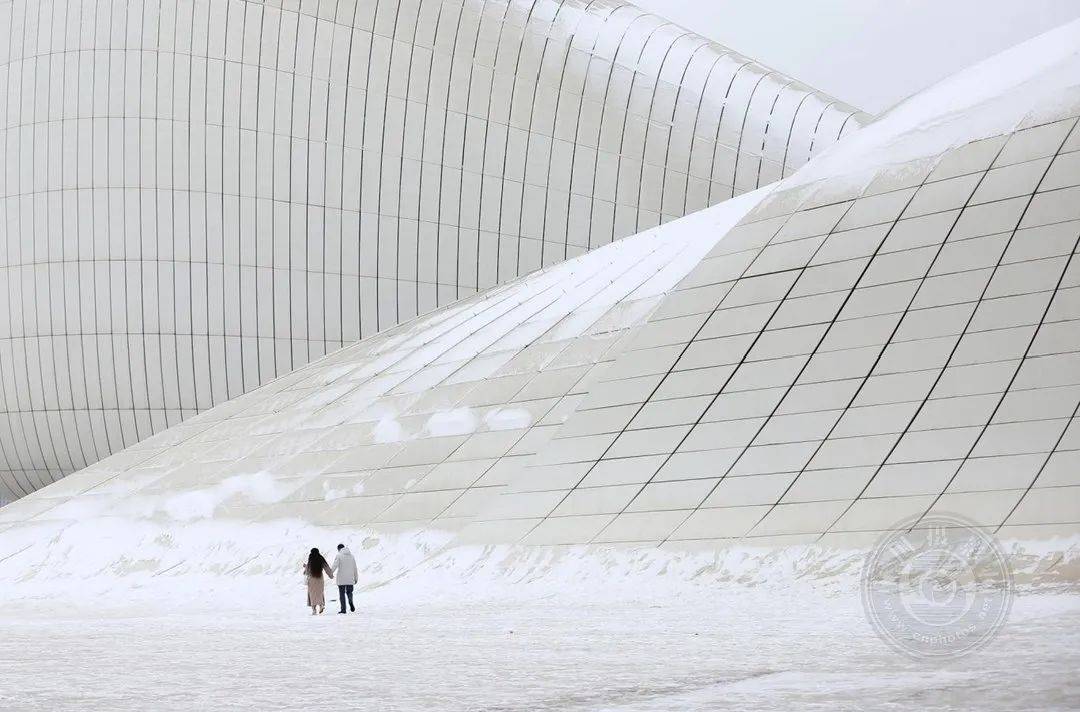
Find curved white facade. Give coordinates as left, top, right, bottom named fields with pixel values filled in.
left=493, top=117, right=1080, bottom=546
left=0, top=0, right=866, bottom=501
left=2, top=16, right=1079, bottom=549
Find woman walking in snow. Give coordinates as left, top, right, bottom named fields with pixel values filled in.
left=303, top=547, right=334, bottom=615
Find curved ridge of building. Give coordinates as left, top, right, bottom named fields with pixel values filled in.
left=0, top=0, right=867, bottom=501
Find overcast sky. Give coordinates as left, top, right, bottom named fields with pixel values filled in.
left=630, top=0, right=1080, bottom=115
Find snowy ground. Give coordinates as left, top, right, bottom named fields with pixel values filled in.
left=2, top=576, right=1079, bottom=710
left=2, top=520, right=1078, bottom=710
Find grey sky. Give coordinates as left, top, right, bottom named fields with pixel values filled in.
left=630, top=0, right=1080, bottom=115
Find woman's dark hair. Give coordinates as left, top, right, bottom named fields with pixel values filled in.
left=307, top=548, right=327, bottom=578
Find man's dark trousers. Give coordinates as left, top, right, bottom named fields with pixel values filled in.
left=339, top=584, right=355, bottom=613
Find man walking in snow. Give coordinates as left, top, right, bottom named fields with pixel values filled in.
left=332, top=543, right=358, bottom=614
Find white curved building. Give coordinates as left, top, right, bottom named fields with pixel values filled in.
left=0, top=18, right=1077, bottom=553
left=0, top=0, right=866, bottom=501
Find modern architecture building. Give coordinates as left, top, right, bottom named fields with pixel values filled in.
left=0, top=0, right=868, bottom=501
left=0, top=13, right=1077, bottom=552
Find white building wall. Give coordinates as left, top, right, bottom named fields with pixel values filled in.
left=4, top=22, right=1078, bottom=548
left=2, top=83, right=1078, bottom=545
left=476, top=110, right=1080, bottom=546
left=0, top=0, right=866, bottom=501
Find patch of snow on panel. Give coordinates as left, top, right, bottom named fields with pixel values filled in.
left=372, top=416, right=406, bottom=444
left=484, top=408, right=533, bottom=431
left=425, top=408, right=478, bottom=437
left=148, top=472, right=288, bottom=521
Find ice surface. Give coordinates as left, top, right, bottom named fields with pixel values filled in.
left=4, top=478, right=1074, bottom=710
left=2, top=593, right=1078, bottom=711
